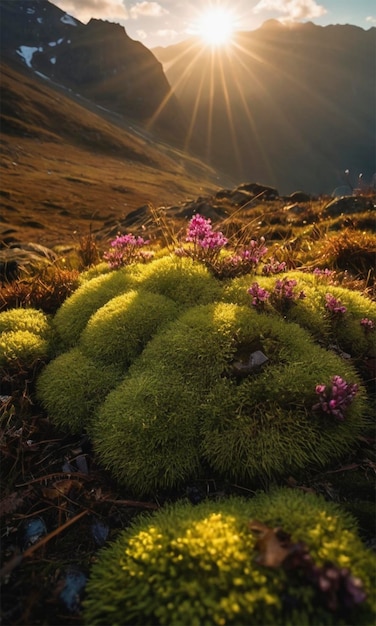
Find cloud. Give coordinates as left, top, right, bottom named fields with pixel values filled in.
left=52, top=0, right=129, bottom=23
left=366, top=16, right=376, bottom=24
left=136, top=29, right=148, bottom=39
left=156, top=29, right=178, bottom=40
left=130, top=2, right=168, bottom=20
left=253, top=0, right=327, bottom=21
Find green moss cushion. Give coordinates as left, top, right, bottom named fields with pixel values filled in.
left=0, top=308, right=51, bottom=337
left=83, top=488, right=376, bottom=626
left=92, top=302, right=366, bottom=494
left=79, top=290, right=179, bottom=368
left=36, top=348, right=123, bottom=433
left=53, top=267, right=140, bottom=349
left=53, top=257, right=221, bottom=351
left=134, top=255, right=222, bottom=307
left=0, top=330, right=50, bottom=369
left=0, top=308, right=52, bottom=368
left=222, top=272, right=376, bottom=357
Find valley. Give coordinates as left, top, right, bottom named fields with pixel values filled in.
left=0, top=61, right=226, bottom=247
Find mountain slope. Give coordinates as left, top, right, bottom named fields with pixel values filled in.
left=0, top=61, right=223, bottom=247
left=0, top=0, right=185, bottom=142
left=154, top=22, right=376, bottom=194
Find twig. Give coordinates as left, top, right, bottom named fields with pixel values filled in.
left=0, top=509, right=88, bottom=580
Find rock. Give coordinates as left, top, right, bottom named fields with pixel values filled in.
left=286, top=191, right=311, bottom=203
left=235, top=182, right=279, bottom=199
left=323, top=195, right=374, bottom=217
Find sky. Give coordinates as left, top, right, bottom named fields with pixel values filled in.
left=50, top=0, right=376, bottom=49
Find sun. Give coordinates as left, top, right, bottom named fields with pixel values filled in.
left=196, top=7, right=237, bottom=46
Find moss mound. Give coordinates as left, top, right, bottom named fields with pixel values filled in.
left=52, top=267, right=139, bottom=349
left=134, top=255, right=222, bottom=307
left=0, top=308, right=52, bottom=369
left=0, top=330, right=50, bottom=369
left=222, top=272, right=376, bottom=359
left=36, top=348, right=123, bottom=433
left=92, top=302, right=366, bottom=494
left=0, top=308, right=51, bottom=337
left=79, top=290, right=179, bottom=368
left=83, top=488, right=376, bottom=626
left=53, top=256, right=221, bottom=352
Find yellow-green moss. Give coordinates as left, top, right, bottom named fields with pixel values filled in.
left=83, top=488, right=376, bottom=626
left=79, top=290, right=179, bottom=369
left=0, top=330, right=50, bottom=368
left=92, top=302, right=366, bottom=494
left=52, top=267, right=139, bottom=349
left=0, top=307, right=51, bottom=337
left=221, top=272, right=376, bottom=358
left=36, top=348, right=123, bottom=433
left=133, top=255, right=222, bottom=307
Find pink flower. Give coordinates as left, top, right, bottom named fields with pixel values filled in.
left=313, top=268, right=333, bottom=277
left=314, top=375, right=358, bottom=421
left=325, top=293, right=347, bottom=315
left=360, top=318, right=375, bottom=331
left=104, top=233, right=150, bottom=268
left=262, top=259, right=287, bottom=275
left=247, top=282, right=270, bottom=307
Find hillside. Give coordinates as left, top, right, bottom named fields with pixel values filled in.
left=153, top=22, right=376, bottom=195
left=0, top=60, right=225, bottom=247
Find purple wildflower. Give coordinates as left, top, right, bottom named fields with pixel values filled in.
left=248, top=282, right=270, bottom=307
left=219, top=238, right=268, bottom=277
left=325, top=293, right=347, bottom=315
left=360, top=318, right=375, bottom=332
left=186, top=214, right=228, bottom=249
left=262, top=258, right=287, bottom=275
left=273, top=278, right=306, bottom=301
left=313, top=375, right=358, bottom=421
left=313, top=268, right=334, bottom=277
left=104, top=233, right=150, bottom=269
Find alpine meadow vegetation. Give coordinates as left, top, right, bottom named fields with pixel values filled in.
left=83, top=488, right=376, bottom=626
left=2, top=204, right=375, bottom=626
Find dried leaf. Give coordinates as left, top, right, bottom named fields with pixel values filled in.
left=0, top=491, right=27, bottom=517
left=249, top=520, right=291, bottom=567
left=42, top=479, right=83, bottom=500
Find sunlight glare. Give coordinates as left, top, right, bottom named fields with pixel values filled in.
left=197, top=7, right=236, bottom=46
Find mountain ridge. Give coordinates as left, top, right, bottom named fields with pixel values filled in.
left=0, top=59, right=225, bottom=247
left=153, top=21, right=375, bottom=194
left=0, top=0, right=186, bottom=143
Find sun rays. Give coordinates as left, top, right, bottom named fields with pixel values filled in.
left=195, top=6, right=237, bottom=47
left=147, top=12, right=331, bottom=188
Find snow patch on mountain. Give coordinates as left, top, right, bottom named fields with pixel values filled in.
left=61, top=14, right=77, bottom=26
left=16, top=46, right=42, bottom=68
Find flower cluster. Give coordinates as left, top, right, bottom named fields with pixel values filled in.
left=186, top=214, right=228, bottom=250
left=262, top=258, right=287, bottom=275
left=313, top=267, right=334, bottom=278
left=360, top=317, right=375, bottom=332
left=247, top=282, right=270, bottom=307
left=217, top=238, right=268, bottom=278
left=274, top=278, right=306, bottom=301
left=325, top=293, right=347, bottom=315
left=314, top=375, right=358, bottom=421
left=248, top=278, right=305, bottom=310
left=177, top=214, right=269, bottom=278
left=252, top=523, right=366, bottom=614
left=104, top=234, right=150, bottom=269
left=181, top=214, right=228, bottom=265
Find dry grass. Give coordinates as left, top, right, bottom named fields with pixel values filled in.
left=0, top=61, right=223, bottom=248
left=0, top=267, right=80, bottom=313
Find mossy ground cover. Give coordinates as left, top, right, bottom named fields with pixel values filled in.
left=1, top=200, right=375, bottom=625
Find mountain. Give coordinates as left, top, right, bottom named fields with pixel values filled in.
left=153, top=21, right=376, bottom=194
left=0, top=60, right=223, bottom=247
left=0, top=0, right=185, bottom=142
